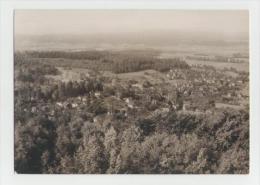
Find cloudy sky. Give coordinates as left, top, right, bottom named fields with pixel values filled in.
left=15, top=10, right=249, bottom=37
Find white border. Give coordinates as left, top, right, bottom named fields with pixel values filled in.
left=1, top=0, right=260, bottom=185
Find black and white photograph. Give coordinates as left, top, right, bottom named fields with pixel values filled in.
left=13, top=10, right=250, bottom=174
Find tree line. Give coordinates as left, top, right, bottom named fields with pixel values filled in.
left=17, top=51, right=190, bottom=74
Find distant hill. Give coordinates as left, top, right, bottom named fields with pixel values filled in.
left=15, top=31, right=248, bottom=51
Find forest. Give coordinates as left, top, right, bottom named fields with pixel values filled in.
left=17, top=51, right=189, bottom=73
left=14, top=50, right=249, bottom=174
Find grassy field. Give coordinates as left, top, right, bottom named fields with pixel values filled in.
left=45, top=67, right=91, bottom=82
left=158, top=44, right=249, bottom=72
left=185, top=59, right=249, bottom=72
left=46, top=67, right=168, bottom=85
left=215, top=103, right=243, bottom=110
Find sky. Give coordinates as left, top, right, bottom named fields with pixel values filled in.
left=15, top=10, right=249, bottom=38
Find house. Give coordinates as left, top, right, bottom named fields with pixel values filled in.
left=93, top=117, right=98, bottom=123
left=72, top=103, right=78, bottom=108
left=56, top=102, right=63, bottom=107
left=132, top=83, right=143, bottom=90
left=50, top=110, right=55, bottom=116
left=182, top=101, right=191, bottom=111
left=31, top=106, right=37, bottom=113
left=125, top=98, right=134, bottom=109
left=95, top=92, right=101, bottom=98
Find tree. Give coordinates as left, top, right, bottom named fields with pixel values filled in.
left=74, top=134, right=109, bottom=174
left=14, top=116, right=56, bottom=173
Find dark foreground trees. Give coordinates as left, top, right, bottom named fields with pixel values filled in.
left=14, top=108, right=249, bottom=174
left=15, top=116, right=56, bottom=173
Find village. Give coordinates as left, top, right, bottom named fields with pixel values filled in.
left=16, top=60, right=248, bottom=129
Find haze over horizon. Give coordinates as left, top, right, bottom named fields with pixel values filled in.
left=14, top=10, right=249, bottom=51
